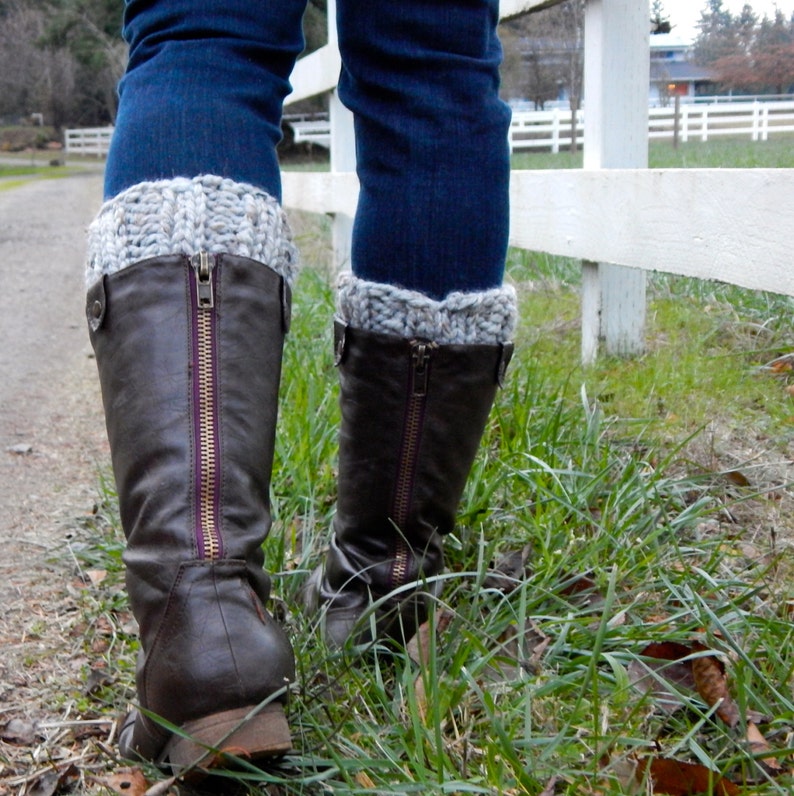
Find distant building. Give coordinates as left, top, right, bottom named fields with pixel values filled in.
left=649, top=33, right=713, bottom=105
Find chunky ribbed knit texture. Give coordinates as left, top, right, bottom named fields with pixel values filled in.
left=336, top=272, right=517, bottom=345
left=85, top=175, right=298, bottom=287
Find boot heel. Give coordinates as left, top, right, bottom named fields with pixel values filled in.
left=164, top=702, right=292, bottom=776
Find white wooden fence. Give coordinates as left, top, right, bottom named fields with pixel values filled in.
left=507, top=99, right=794, bottom=152
left=64, top=127, right=113, bottom=156
left=282, top=0, right=794, bottom=362
left=649, top=99, right=794, bottom=144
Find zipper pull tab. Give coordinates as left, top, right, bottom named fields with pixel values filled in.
left=410, top=341, right=433, bottom=397
left=192, top=251, right=214, bottom=309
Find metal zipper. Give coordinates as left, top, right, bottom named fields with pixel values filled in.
left=390, top=340, right=434, bottom=588
left=190, top=251, right=222, bottom=560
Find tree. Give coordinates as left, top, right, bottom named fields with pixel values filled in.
left=0, top=3, right=76, bottom=128
left=40, top=0, right=126, bottom=125
left=651, top=0, right=672, bottom=34
left=499, top=0, right=585, bottom=150
left=694, top=0, right=739, bottom=64
left=696, top=2, right=794, bottom=95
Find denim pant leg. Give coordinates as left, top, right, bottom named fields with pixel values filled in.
left=104, top=0, right=308, bottom=201
left=336, top=0, right=512, bottom=300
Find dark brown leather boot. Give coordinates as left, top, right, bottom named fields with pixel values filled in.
left=304, top=321, right=513, bottom=647
left=87, top=252, right=295, bottom=774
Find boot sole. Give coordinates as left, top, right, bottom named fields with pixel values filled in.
left=163, top=702, right=292, bottom=778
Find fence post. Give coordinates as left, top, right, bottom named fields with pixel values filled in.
left=682, top=103, right=689, bottom=143
left=327, top=0, right=356, bottom=272
left=580, top=0, right=649, bottom=363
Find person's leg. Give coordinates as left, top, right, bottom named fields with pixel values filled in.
left=86, top=0, right=306, bottom=774
left=338, top=0, right=511, bottom=299
left=104, top=0, right=306, bottom=201
left=305, top=0, right=517, bottom=646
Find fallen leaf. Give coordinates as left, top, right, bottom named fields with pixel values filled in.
left=558, top=571, right=604, bottom=610
left=746, top=721, right=784, bottom=773
left=356, top=771, right=376, bottom=788
left=405, top=609, right=453, bottom=667
left=86, top=569, right=108, bottom=586
left=690, top=650, right=740, bottom=728
left=628, top=642, right=698, bottom=714
left=766, top=354, right=794, bottom=373
left=630, top=641, right=741, bottom=728
left=99, top=768, right=151, bottom=796
left=405, top=609, right=454, bottom=723
left=26, top=765, right=79, bottom=796
left=636, top=757, right=740, bottom=795
left=85, top=666, right=114, bottom=695
left=0, top=717, right=40, bottom=744
left=725, top=469, right=751, bottom=488
left=483, top=545, right=532, bottom=592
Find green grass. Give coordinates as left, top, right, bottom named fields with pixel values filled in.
left=72, top=139, right=794, bottom=793
left=0, top=162, right=88, bottom=191
left=511, top=133, right=794, bottom=170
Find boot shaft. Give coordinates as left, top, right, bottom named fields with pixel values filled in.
left=88, top=253, right=290, bottom=572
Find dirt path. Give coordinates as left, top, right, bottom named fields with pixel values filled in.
left=0, top=173, right=113, bottom=784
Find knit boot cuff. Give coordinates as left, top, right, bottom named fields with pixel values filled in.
left=336, top=273, right=517, bottom=345
left=85, top=175, right=298, bottom=288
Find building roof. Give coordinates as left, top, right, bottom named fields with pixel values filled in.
left=650, top=32, right=695, bottom=49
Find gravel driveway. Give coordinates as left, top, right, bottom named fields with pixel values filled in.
left=0, top=172, right=111, bottom=740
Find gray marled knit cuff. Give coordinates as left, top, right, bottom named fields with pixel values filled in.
left=336, top=272, right=517, bottom=345
left=85, top=175, right=298, bottom=288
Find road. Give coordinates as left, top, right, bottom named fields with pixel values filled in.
left=0, top=171, right=111, bottom=734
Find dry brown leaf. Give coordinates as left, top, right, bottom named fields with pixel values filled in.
left=404, top=609, right=454, bottom=723
left=636, top=757, right=740, bottom=795
left=725, top=469, right=751, bottom=488
left=628, top=642, right=698, bottom=714
left=483, top=545, right=532, bottom=592
left=86, top=569, right=107, bottom=586
left=690, top=650, right=740, bottom=729
left=99, top=768, right=151, bottom=796
left=0, top=718, right=40, bottom=745
left=26, top=765, right=79, bottom=796
left=85, top=666, right=114, bottom=696
left=767, top=355, right=794, bottom=373
left=355, top=771, right=376, bottom=788
left=630, top=641, right=742, bottom=728
left=405, top=609, right=453, bottom=666
left=746, top=721, right=784, bottom=773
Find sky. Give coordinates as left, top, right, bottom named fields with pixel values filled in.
left=661, top=0, right=794, bottom=39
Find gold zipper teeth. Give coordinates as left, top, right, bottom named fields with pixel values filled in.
left=193, top=252, right=221, bottom=561
left=393, top=393, right=422, bottom=529
left=390, top=342, right=433, bottom=587
left=392, top=537, right=410, bottom=587
left=197, top=309, right=219, bottom=560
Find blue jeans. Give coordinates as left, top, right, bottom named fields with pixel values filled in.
left=105, top=0, right=511, bottom=299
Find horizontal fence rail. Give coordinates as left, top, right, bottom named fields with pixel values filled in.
left=280, top=167, right=794, bottom=298
left=64, top=127, right=113, bottom=156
